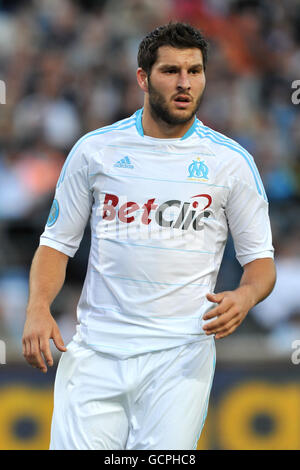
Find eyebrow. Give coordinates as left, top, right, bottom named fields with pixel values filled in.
left=158, top=63, right=204, bottom=71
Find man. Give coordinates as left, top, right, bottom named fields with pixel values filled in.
left=22, top=22, right=276, bottom=450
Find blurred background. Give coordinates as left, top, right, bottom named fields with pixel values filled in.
left=0, top=0, right=300, bottom=450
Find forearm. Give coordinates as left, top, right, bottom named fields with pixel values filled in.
left=236, top=258, right=276, bottom=310
left=23, top=245, right=69, bottom=372
left=27, top=245, right=69, bottom=314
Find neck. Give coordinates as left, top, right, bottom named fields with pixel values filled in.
left=141, top=102, right=195, bottom=139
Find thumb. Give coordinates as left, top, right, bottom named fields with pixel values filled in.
left=206, top=292, right=223, bottom=304
left=52, top=329, right=67, bottom=352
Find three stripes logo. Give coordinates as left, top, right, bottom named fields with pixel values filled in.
left=114, top=156, right=134, bottom=169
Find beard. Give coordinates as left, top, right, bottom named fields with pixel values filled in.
left=148, top=77, right=203, bottom=126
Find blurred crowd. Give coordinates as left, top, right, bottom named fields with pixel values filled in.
left=0, top=0, right=299, bottom=357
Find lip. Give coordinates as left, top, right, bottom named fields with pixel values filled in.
left=173, top=95, right=192, bottom=108
left=174, top=94, right=191, bottom=102
left=174, top=100, right=191, bottom=109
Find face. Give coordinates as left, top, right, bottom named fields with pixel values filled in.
left=146, top=46, right=206, bottom=126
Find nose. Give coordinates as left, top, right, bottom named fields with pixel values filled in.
left=177, top=71, right=191, bottom=91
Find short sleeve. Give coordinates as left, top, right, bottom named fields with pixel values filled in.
left=225, top=153, right=274, bottom=266
left=40, top=140, right=93, bottom=257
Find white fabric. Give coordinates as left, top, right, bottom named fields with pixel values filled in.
left=49, top=332, right=216, bottom=450
left=40, top=109, right=274, bottom=358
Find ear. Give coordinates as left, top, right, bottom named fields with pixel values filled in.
left=136, top=68, right=148, bottom=93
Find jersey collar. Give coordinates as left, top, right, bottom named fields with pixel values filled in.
left=135, top=108, right=197, bottom=140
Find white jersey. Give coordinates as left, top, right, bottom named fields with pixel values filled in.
left=40, top=108, right=274, bottom=358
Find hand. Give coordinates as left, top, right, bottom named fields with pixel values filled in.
left=202, top=287, right=254, bottom=339
left=22, top=307, right=67, bottom=373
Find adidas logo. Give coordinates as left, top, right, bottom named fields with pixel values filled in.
left=113, top=156, right=134, bottom=169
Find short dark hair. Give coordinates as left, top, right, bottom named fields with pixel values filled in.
left=138, top=22, right=209, bottom=75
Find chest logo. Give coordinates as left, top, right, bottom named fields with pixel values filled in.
left=188, top=158, right=209, bottom=181
left=114, top=156, right=134, bottom=169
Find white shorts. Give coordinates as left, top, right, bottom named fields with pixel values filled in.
left=49, top=334, right=216, bottom=450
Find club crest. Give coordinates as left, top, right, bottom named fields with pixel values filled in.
left=47, top=199, right=59, bottom=227
left=187, top=158, right=209, bottom=181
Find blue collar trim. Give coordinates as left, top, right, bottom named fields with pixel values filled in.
left=135, top=108, right=196, bottom=140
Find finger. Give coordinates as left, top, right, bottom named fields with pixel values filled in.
left=203, top=308, right=219, bottom=321
left=215, top=320, right=241, bottom=339
left=39, top=337, right=53, bottom=367
left=28, top=338, right=47, bottom=372
left=22, top=337, right=27, bottom=357
left=206, top=292, right=224, bottom=304
left=23, top=339, right=32, bottom=365
left=25, top=338, right=36, bottom=364
left=203, top=296, right=233, bottom=320
left=52, top=330, right=67, bottom=352
left=207, top=307, right=240, bottom=331
left=203, top=309, right=238, bottom=334
left=212, top=316, right=241, bottom=336
left=203, top=305, right=226, bottom=321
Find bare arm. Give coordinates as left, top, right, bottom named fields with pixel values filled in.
left=202, top=258, right=276, bottom=339
left=22, top=245, right=69, bottom=372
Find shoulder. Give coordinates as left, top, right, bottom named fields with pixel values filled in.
left=195, top=120, right=258, bottom=177
left=75, top=114, right=138, bottom=150
left=195, top=120, right=267, bottom=200
left=195, top=120, right=254, bottom=164
left=57, top=114, right=137, bottom=187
